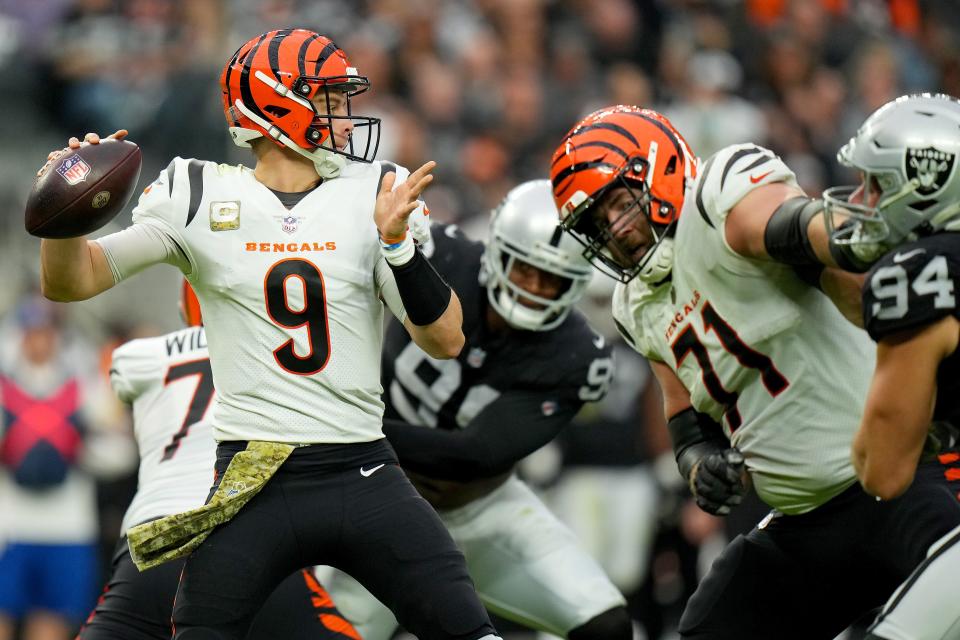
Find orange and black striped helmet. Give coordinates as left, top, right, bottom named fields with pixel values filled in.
left=179, top=280, right=202, bottom=327
left=220, top=29, right=380, bottom=176
left=550, top=105, right=697, bottom=283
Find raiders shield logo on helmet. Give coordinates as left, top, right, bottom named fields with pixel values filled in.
left=906, top=147, right=956, bottom=197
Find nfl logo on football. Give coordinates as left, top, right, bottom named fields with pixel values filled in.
left=56, top=155, right=91, bottom=186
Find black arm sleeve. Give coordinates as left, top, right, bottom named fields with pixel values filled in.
left=763, top=196, right=827, bottom=288
left=383, top=391, right=580, bottom=482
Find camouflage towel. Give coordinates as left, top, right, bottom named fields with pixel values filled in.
left=126, top=441, right=295, bottom=571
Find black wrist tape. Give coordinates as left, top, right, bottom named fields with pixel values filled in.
left=390, top=249, right=452, bottom=326
left=668, top=408, right=727, bottom=481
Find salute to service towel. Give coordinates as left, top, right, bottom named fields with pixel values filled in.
left=127, top=441, right=295, bottom=571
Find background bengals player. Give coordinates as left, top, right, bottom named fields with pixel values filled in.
left=78, top=282, right=361, bottom=640
left=37, top=28, right=501, bottom=640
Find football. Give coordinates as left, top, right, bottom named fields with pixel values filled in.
left=25, top=139, right=142, bottom=239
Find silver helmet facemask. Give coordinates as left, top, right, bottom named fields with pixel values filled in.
left=481, top=180, right=594, bottom=331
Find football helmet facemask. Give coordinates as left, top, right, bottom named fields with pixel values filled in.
left=481, top=180, right=594, bottom=331
left=551, top=105, right=697, bottom=284
left=220, top=28, right=380, bottom=178
left=824, top=93, right=960, bottom=261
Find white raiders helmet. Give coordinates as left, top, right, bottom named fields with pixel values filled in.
left=824, top=93, right=960, bottom=260
left=481, top=180, right=594, bottom=331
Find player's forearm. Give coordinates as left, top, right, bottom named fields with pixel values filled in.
left=383, top=419, right=502, bottom=481
left=852, top=411, right=926, bottom=501
left=40, top=237, right=114, bottom=301
left=819, top=269, right=866, bottom=327
left=854, top=374, right=932, bottom=499
left=406, top=291, right=464, bottom=359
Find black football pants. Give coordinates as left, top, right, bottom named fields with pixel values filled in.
left=77, top=539, right=347, bottom=640
left=678, top=450, right=960, bottom=640
left=171, top=439, right=496, bottom=640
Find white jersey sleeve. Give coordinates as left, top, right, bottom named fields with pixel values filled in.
left=95, top=157, right=199, bottom=282
left=110, top=338, right=163, bottom=404
left=695, top=144, right=799, bottom=228
left=112, top=327, right=217, bottom=533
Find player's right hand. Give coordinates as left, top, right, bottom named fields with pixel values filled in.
left=374, top=160, right=435, bottom=242
left=690, top=448, right=748, bottom=516
left=38, top=130, right=129, bottom=177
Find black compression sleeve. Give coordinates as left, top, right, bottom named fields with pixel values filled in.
left=390, top=249, right=453, bottom=326
left=764, top=196, right=828, bottom=287
left=383, top=392, right=579, bottom=481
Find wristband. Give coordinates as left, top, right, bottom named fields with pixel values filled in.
left=389, top=249, right=452, bottom=326
left=380, top=233, right=415, bottom=266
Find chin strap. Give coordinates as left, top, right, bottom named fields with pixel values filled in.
left=493, top=287, right=549, bottom=331
left=637, top=237, right=674, bottom=283
left=231, top=99, right=346, bottom=179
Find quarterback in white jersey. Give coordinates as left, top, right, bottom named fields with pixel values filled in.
left=81, top=285, right=360, bottom=640
left=550, top=105, right=960, bottom=640
left=40, top=28, right=500, bottom=640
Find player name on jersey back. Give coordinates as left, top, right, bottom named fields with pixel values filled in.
left=164, top=327, right=207, bottom=357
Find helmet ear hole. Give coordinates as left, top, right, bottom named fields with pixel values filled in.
left=665, top=156, right=678, bottom=175
left=264, top=105, right=291, bottom=118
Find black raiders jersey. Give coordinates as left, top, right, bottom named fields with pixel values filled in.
left=863, top=232, right=960, bottom=425
left=382, top=223, right=613, bottom=431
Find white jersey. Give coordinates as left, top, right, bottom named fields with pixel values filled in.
left=98, top=159, right=413, bottom=444
left=614, top=144, right=874, bottom=515
left=112, top=326, right=216, bottom=532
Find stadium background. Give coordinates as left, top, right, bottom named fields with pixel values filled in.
left=1, top=0, right=958, bottom=638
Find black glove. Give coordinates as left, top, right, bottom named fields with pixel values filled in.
left=690, top=448, right=747, bottom=516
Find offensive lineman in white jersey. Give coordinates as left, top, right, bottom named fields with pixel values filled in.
left=550, top=105, right=960, bottom=640
left=39, top=28, right=501, bottom=640
left=78, top=282, right=361, bottom=640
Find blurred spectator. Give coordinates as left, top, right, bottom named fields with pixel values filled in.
left=663, top=49, right=768, bottom=157
left=0, top=296, right=134, bottom=640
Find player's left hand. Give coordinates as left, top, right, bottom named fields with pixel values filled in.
left=375, top=160, right=436, bottom=243
left=690, top=448, right=748, bottom=516
left=38, top=130, right=129, bottom=177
